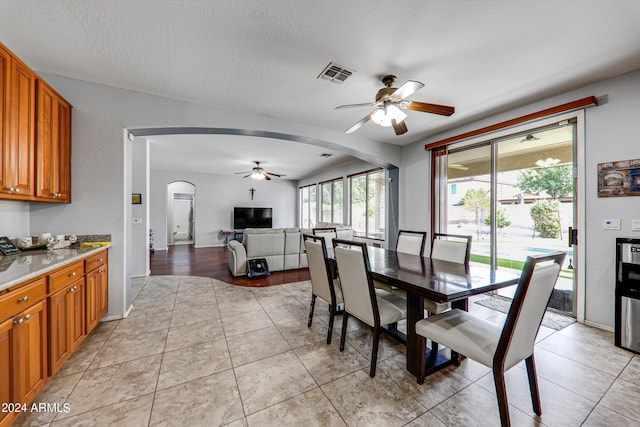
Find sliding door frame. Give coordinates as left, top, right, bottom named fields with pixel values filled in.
left=432, top=110, right=586, bottom=322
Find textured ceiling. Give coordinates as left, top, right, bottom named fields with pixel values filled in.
left=1, top=0, right=640, bottom=178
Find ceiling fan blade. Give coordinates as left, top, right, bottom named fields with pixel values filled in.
left=264, top=174, right=272, bottom=181
left=265, top=171, right=285, bottom=177
left=335, top=102, right=377, bottom=110
left=235, top=171, right=251, bottom=174
left=391, top=80, right=424, bottom=100
left=392, top=119, right=408, bottom=135
left=345, top=111, right=374, bottom=134
left=406, top=101, right=455, bottom=116
left=242, top=174, right=252, bottom=178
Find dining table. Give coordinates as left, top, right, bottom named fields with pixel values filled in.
left=365, top=247, right=521, bottom=378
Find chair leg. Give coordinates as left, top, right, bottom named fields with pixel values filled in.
left=326, top=303, right=335, bottom=345
left=493, top=369, right=511, bottom=427
left=370, top=327, right=381, bottom=378
left=525, top=355, right=542, bottom=416
left=339, top=313, right=349, bottom=352
left=307, top=295, right=317, bottom=327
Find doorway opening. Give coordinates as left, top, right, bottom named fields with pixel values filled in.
left=167, top=181, right=195, bottom=246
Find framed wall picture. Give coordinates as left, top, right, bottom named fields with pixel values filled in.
left=597, top=158, right=640, bottom=197
left=132, top=193, right=142, bottom=204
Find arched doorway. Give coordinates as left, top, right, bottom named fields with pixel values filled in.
left=167, top=181, right=196, bottom=246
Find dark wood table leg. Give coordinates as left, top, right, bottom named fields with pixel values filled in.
left=406, top=293, right=424, bottom=377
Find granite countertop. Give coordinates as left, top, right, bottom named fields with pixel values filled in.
left=0, top=245, right=111, bottom=293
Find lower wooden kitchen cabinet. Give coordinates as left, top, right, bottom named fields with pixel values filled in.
left=0, top=248, right=108, bottom=426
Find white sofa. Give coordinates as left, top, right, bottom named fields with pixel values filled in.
left=226, top=224, right=353, bottom=277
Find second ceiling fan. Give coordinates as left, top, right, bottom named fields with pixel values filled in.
left=235, top=161, right=285, bottom=181
left=336, top=75, right=455, bottom=135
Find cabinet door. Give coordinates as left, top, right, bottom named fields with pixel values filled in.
left=68, top=280, right=86, bottom=353
left=0, top=46, right=9, bottom=199
left=0, top=318, right=15, bottom=427
left=48, top=289, right=69, bottom=374
left=97, top=265, right=108, bottom=319
left=2, top=55, right=35, bottom=198
left=86, top=266, right=108, bottom=333
left=13, top=300, right=47, bottom=405
left=36, top=81, right=71, bottom=202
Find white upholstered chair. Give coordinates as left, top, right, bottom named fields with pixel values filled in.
left=375, top=230, right=427, bottom=294
left=333, top=239, right=407, bottom=377
left=313, top=227, right=337, bottom=258
left=415, top=252, right=566, bottom=427
left=303, top=234, right=343, bottom=344
left=396, top=230, right=427, bottom=256
left=424, top=233, right=473, bottom=315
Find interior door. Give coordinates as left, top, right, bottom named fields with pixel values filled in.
left=172, top=199, right=192, bottom=242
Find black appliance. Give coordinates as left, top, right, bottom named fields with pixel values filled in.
left=615, top=238, right=640, bottom=353
left=233, top=207, right=273, bottom=229
left=247, top=258, right=270, bottom=279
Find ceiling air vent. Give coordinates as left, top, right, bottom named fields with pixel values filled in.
left=320, top=153, right=333, bottom=158
left=318, top=62, right=355, bottom=83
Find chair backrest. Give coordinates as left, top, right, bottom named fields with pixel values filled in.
left=332, top=239, right=378, bottom=327
left=313, top=227, right=337, bottom=257
left=303, top=234, right=336, bottom=304
left=497, top=252, right=566, bottom=370
left=430, top=233, right=472, bottom=264
left=396, top=230, right=427, bottom=256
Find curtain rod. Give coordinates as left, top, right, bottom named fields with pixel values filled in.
left=424, top=96, right=598, bottom=150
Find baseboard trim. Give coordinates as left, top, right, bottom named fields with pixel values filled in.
left=583, top=319, right=613, bottom=332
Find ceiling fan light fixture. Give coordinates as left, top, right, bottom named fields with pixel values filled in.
left=371, top=104, right=407, bottom=127
left=251, top=172, right=266, bottom=180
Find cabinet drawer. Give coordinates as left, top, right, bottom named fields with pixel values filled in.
left=0, top=277, right=46, bottom=320
left=49, top=261, right=84, bottom=294
left=85, top=250, right=107, bottom=273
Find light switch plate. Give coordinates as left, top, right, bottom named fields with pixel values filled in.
left=603, top=219, right=621, bottom=230
left=632, top=219, right=640, bottom=231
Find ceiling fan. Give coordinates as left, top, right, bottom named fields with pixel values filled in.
left=234, top=161, right=285, bottom=181
left=336, top=74, right=455, bottom=135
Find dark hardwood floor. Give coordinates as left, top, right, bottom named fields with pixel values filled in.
left=150, top=244, right=310, bottom=287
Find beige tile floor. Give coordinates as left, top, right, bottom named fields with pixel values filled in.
left=14, top=275, right=640, bottom=427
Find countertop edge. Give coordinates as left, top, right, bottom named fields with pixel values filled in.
left=0, top=244, right=111, bottom=293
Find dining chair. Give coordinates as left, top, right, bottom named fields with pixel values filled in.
left=415, top=252, right=566, bottom=427
left=303, top=234, right=343, bottom=344
left=333, top=239, right=407, bottom=377
left=424, top=232, right=473, bottom=314
left=430, top=232, right=472, bottom=264
left=313, top=227, right=337, bottom=258
left=396, top=230, right=427, bottom=256
left=375, top=230, right=428, bottom=293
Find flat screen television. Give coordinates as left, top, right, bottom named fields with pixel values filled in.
left=234, top=207, right=273, bottom=229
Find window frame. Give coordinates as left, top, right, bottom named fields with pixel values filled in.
left=348, top=168, right=386, bottom=240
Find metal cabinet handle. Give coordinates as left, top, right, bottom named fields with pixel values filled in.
left=98, top=269, right=104, bottom=273
left=98, top=258, right=103, bottom=262
left=69, top=272, right=76, bottom=277
left=18, top=296, right=29, bottom=303
left=68, top=286, right=78, bottom=293
left=14, top=317, right=24, bottom=325
left=24, top=314, right=31, bottom=321
left=6, top=186, right=19, bottom=193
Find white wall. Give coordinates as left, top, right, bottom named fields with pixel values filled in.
left=131, top=140, right=150, bottom=277
left=0, top=201, right=30, bottom=239
left=150, top=169, right=298, bottom=251
left=401, top=68, right=640, bottom=329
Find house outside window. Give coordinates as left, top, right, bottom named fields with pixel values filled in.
left=349, top=169, right=385, bottom=239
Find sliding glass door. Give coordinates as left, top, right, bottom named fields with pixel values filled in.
left=440, top=122, right=576, bottom=315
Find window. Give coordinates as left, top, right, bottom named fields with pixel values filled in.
left=349, top=169, right=385, bottom=239
left=320, top=178, right=343, bottom=223
left=299, top=184, right=317, bottom=228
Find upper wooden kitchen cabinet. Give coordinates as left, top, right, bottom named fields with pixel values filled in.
left=0, top=41, right=71, bottom=203
left=0, top=46, right=36, bottom=199
left=36, top=80, right=71, bottom=202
